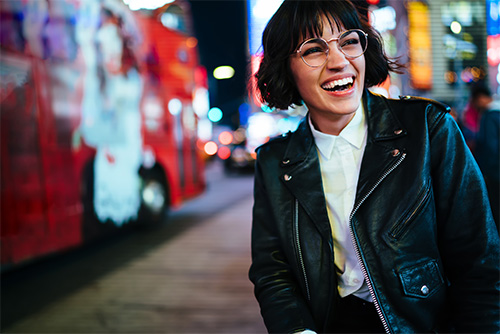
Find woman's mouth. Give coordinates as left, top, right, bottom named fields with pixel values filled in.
left=321, top=77, right=354, bottom=92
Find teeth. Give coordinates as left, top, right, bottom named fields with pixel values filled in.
left=322, top=77, right=354, bottom=89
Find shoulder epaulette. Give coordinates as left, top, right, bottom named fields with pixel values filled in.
left=399, top=95, right=451, bottom=113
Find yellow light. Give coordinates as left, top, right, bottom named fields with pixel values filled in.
left=213, top=66, right=235, bottom=80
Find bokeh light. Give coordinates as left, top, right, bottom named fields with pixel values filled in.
left=208, top=107, right=223, bottom=122
left=450, top=21, right=462, bottom=34
left=186, top=37, right=198, bottom=48
left=233, top=128, right=247, bottom=144
left=213, top=66, right=235, bottom=80
left=204, top=141, right=218, bottom=155
left=218, top=131, right=234, bottom=145
left=217, top=146, right=231, bottom=160
left=168, top=98, right=182, bottom=116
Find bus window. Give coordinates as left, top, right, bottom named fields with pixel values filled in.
left=160, top=5, right=187, bottom=34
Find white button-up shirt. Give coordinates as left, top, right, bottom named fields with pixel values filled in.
left=309, top=105, right=371, bottom=301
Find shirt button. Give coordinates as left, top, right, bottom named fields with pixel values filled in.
left=284, top=174, right=292, bottom=181
left=421, top=285, right=430, bottom=295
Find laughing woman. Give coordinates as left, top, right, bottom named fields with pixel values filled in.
left=248, top=1, right=500, bottom=333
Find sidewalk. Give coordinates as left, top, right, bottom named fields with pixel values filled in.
left=5, top=166, right=266, bottom=333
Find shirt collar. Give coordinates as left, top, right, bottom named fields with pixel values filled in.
left=309, top=103, right=367, bottom=159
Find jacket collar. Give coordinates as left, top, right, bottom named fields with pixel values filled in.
left=363, top=90, right=407, bottom=141
left=309, top=103, right=366, bottom=160
left=282, top=90, right=406, bottom=165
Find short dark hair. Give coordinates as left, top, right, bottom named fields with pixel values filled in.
left=470, top=81, right=492, bottom=100
left=255, top=0, right=404, bottom=110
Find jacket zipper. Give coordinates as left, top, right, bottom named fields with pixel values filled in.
left=389, top=183, right=431, bottom=239
left=294, top=198, right=311, bottom=301
left=348, top=152, right=407, bottom=334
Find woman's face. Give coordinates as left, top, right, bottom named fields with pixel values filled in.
left=289, top=17, right=366, bottom=133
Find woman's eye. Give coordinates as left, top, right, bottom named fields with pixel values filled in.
left=302, top=45, right=325, bottom=56
left=341, top=38, right=359, bottom=47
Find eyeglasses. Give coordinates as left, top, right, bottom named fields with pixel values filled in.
left=295, top=29, right=368, bottom=67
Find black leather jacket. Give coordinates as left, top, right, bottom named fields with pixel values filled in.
left=249, top=91, right=500, bottom=333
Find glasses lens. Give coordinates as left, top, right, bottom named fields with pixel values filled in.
left=339, top=30, right=367, bottom=58
left=299, top=39, right=329, bottom=67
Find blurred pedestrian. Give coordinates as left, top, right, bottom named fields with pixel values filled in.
left=475, top=96, right=500, bottom=231
left=248, top=1, right=500, bottom=333
left=461, top=82, right=494, bottom=152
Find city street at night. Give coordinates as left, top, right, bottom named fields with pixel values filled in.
left=2, top=0, right=499, bottom=333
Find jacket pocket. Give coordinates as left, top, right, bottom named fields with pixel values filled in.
left=389, top=182, right=432, bottom=240
left=397, top=259, right=444, bottom=298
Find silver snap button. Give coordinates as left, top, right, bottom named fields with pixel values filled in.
left=394, top=129, right=403, bottom=135
left=391, top=149, right=400, bottom=157
left=284, top=174, right=292, bottom=181
left=282, top=159, right=290, bottom=165
left=421, top=285, right=430, bottom=295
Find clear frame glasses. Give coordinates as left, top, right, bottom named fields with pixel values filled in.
left=295, top=29, right=368, bottom=68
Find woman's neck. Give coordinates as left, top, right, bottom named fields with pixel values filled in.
left=309, top=111, right=356, bottom=136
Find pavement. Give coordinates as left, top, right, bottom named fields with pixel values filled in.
left=3, top=160, right=267, bottom=333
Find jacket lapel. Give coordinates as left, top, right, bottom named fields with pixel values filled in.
left=355, top=91, right=407, bottom=209
left=279, top=117, right=332, bottom=240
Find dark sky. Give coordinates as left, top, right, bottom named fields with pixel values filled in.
left=188, top=0, right=249, bottom=127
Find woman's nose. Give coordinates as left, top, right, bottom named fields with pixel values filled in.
left=325, top=45, right=349, bottom=70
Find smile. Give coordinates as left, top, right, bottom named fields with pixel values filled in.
left=321, top=77, right=354, bottom=92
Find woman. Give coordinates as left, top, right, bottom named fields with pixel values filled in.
left=248, top=1, right=500, bottom=333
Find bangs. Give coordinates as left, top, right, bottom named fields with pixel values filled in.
left=289, top=1, right=364, bottom=51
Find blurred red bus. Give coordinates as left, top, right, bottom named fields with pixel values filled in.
left=0, top=0, right=208, bottom=269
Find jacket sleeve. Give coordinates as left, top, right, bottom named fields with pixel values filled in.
left=249, top=153, right=317, bottom=334
left=429, top=110, right=500, bottom=333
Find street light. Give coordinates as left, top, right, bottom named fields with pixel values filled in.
left=450, top=21, right=462, bottom=35
left=213, top=66, right=235, bottom=80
